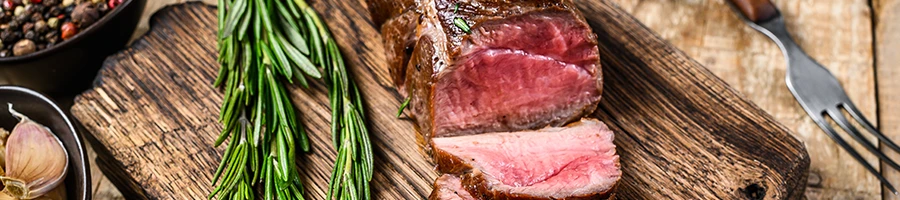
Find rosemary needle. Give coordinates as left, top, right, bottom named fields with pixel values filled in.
left=454, top=17, right=471, bottom=33
left=212, top=0, right=373, bottom=199
left=397, top=97, right=411, bottom=117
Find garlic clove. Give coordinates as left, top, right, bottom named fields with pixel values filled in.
left=33, top=183, right=66, bottom=200
left=1, top=104, right=68, bottom=199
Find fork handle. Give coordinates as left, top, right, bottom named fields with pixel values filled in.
left=727, top=0, right=778, bottom=22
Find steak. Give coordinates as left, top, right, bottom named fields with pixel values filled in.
left=369, top=0, right=603, bottom=139
left=432, top=119, right=620, bottom=199
left=368, top=0, right=618, bottom=199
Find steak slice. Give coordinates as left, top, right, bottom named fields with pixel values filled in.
left=432, top=119, right=620, bottom=199
left=369, top=0, right=602, bottom=140
left=430, top=174, right=478, bottom=200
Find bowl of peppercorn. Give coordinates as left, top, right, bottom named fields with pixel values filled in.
left=0, top=0, right=144, bottom=96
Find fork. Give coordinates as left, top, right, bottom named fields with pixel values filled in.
left=725, top=0, right=900, bottom=194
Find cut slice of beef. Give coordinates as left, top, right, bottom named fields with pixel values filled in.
left=432, top=119, right=620, bottom=199
left=430, top=174, right=478, bottom=200
left=369, top=0, right=602, bottom=140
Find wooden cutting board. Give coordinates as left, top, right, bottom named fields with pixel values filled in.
left=71, top=1, right=810, bottom=199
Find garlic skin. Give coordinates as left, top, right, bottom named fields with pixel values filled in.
left=1, top=104, right=68, bottom=199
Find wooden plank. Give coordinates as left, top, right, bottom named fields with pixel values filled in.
left=875, top=0, right=900, bottom=199
left=130, top=0, right=216, bottom=41
left=608, top=0, right=878, bottom=198
left=71, top=1, right=809, bottom=199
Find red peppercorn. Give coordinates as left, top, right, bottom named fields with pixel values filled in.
left=2, top=0, right=14, bottom=11
left=107, top=0, right=122, bottom=9
left=57, top=14, right=64, bottom=19
left=29, top=0, right=39, bottom=4
left=60, top=22, right=77, bottom=40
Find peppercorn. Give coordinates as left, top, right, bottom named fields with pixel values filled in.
left=12, top=39, right=34, bottom=56
left=25, top=3, right=38, bottom=12
left=40, top=0, right=53, bottom=6
left=46, top=5, right=59, bottom=16
left=0, top=50, right=9, bottom=57
left=27, top=4, right=42, bottom=15
left=2, top=0, right=13, bottom=11
left=107, top=0, right=120, bottom=9
left=59, top=0, right=70, bottom=6
left=22, top=30, right=34, bottom=40
left=12, top=6, right=23, bottom=16
left=29, top=11, right=40, bottom=22
left=29, top=0, right=39, bottom=4
left=20, top=21, right=30, bottom=31
left=71, top=2, right=96, bottom=28
left=59, top=21, right=73, bottom=39
left=33, top=19, right=45, bottom=33
left=44, top=16, right=55, bottom=28
left=43, top=30, right=55, bottom=41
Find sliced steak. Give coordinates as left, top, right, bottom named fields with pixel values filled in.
left=432, top=119, right=620, bottom=199
left=369, top=0, right=602, bottom=140
left=430, top=174, right=478, bottom=200
left=369, top=1, right=616, bottom=199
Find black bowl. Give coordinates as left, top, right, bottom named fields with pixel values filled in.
left=0, top=0, right=146, bottom=96
left=0, top=86, right=89, bottom=200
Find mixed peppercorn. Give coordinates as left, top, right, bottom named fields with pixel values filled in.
left=0, top=0, right=123, bottom=57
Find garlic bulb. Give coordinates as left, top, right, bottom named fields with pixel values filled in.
left=0, top=183, right=66, bottom=200
left=0, top=128, right=7, bottom=167
left=0, top=104, right=68, bottom=199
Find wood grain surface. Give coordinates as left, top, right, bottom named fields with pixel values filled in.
left=608, top=0, right=883, bottom=198
left=72, top=1, right=810, bottom=199
left=875, top=0, right=900, bottom=199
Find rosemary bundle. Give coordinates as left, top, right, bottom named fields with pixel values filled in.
left=211, top=0, right=373, bottom=199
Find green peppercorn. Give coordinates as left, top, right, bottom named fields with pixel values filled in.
left=46, top=17, right=57, bottom=28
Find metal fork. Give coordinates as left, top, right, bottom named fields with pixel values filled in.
left=725, top=0, right=900, bottom=194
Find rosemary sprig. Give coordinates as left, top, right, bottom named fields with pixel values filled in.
left=212, top=0, right=373, bottom=199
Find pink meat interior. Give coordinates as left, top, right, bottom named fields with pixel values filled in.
left=432, top=119, right=620, bottom=198
left=432, top=11, right=601, bottom=137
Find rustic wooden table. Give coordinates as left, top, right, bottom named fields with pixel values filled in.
left=607, top=0, right=899, bottom=199
left=87, top=0, right=899, bottom=199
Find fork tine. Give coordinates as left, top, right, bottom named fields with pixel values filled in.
left=811, top=113, right=899, bottom=194
left=827, top=109, right=900, bottom=171
left=842, top=103, right=900, bottom=153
